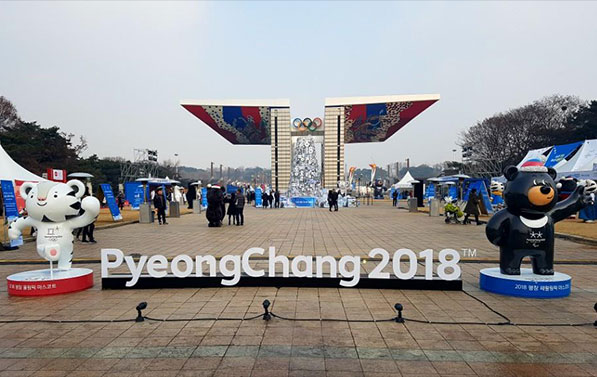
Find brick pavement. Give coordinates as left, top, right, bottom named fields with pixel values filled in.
left=0, top=204, right=595, bottom=376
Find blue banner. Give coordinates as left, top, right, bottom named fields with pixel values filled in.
left=132, top=185, right=144, bottom=209
left=291, top=197, right=316, bottom=208
left=544, top=141, right=583, bottom=167
left=424, top=183, right=435, bottom=199
left=201, top=187, right=207, bottom=207
left=1, top=180, right=23, bottom=247
left=100, top=184, right=122, bottom=221
left=255, top=188, right=262, bottom=207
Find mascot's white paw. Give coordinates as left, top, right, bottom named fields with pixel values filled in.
left=580, top=179, right=597, bottom=205
left=7, top=224, right=21, bottom=240
left=81, top=196, right=101, bottom=216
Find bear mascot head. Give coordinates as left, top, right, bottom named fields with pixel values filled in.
left=502, top=160, right=558, bottom=219
left=8, top=180, right=100, bottom=270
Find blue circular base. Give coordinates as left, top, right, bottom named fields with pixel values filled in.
left=479, top=268, right=571, bottom=298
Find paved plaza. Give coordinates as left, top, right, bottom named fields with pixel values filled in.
left=0, top=204, right=595, bottom=376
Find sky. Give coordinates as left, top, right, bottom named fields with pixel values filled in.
left=1, top=1, right=596, bottom=171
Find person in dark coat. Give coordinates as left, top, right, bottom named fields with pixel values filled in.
left=263, top=192, right=269, bottom=208
left=328, top=190, right=333, bottom=211
left=392, top=190, right=398, bottom=207
left=206, top=185, right=224, bottom=227
left=274, top=190, right=280, bottom=208
left=153, top=187, right=168, bottom=225
left=225, top=191, right=237, bottom=225
left=463, top=188, right=481, bottom=225
left=331, top=189, right=339, bottom=211
left=235, top=188, right=245, bottom=225
left=220, top=186, right=226, bottom=222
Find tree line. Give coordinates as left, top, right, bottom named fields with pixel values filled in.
left=0, top=96, right=175, bottom=192
left=459, top=94, right=597, bottom=173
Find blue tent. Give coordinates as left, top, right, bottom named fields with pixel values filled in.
left=463, top=178, right=493, bottom=214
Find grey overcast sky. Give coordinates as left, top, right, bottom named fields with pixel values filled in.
left=1, top=1, right=596, bottom=170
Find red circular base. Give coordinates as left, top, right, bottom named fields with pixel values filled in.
left=7, top=268, right=93, bottom=296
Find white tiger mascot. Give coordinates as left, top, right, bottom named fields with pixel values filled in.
left=8, top=180, right=100, bottom=270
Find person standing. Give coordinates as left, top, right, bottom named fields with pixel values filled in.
left=235, top=188, right=245, bottom=225
left=225, top=191, right=237, bottom=225
left=117, top=191, right=125, bottom=211
left=328, top=190, right=333, bottom=211
left=206, top=184, right=224, bottom=227
left=463, top=188, right=481, bottom=225
left=263, top=191, right=269, bottom=208
left=153, top=187, right=168, bottom=225
left=392, top=190, right=398, bottom=207
left=274, top=190, right=280, bottom=208
left=80, top=188, right=97, bottom=242
left=332, top=189, right=339, bottom=211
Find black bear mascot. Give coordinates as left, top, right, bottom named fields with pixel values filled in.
left=486, top=160, right=596, bottom=275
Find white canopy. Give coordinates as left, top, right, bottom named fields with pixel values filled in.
left=517, top=139, right=597, bottom=180
left=393, top=171, right=419, bottom=189
left=0, top=142, right=44, bottom=182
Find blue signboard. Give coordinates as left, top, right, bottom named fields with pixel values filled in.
left=424, top=183, right=435, bottom=199
left=255, top=187, right=262, bottom=207
left=1, top=180, right=23, bottom=247
left=544, top=141, right=582, bottom=167
left=201, top=187, right=208, bottom=208
left=100, top=184, right=123, bottom=221
left=132, top=185, right=144, bottom=209
left=291, top=197, right=316, bottom=208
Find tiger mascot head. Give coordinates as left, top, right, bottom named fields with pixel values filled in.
left=20, top=180, right=86, bottom=223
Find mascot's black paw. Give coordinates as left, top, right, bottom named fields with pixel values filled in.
left=502, top=267, right=520, bottom=275
left=535, top=268, right=554, bottom=275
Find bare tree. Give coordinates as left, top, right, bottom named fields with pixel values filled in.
left=460, top=94, right=586, bottom=175
left=0, top=96, right=20, bottom=130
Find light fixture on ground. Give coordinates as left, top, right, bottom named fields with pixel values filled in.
left=136, top=302, right=147, bottom=322
left=394, top=303, right=404, bottom=323
left=262, top=299, right=271, bottom=321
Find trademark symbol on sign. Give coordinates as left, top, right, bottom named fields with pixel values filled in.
left=461, top=248, right=477, bottom=258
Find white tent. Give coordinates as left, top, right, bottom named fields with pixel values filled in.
left=517, top=139, right=597, bottom=180
left=0, top=142, right=44, bottom=182
left=393, top=171, right=419, bottom=189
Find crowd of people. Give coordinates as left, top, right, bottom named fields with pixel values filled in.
left=205, top=184, right=245, bottom=227
left=261, top=190, right=280, bottom=208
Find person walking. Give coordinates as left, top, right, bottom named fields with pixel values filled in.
left=463, top=188, right=481, bottom=225
left=392, top=190, right=398, bottom=207
left=79, top=188, right=97, bottom=242
left=225, top=191, right=237, bottom=225
left=153, top=187, right=168, bottom=225
left=328, top=190, right=333, bottom=211
left=235, top=188, right=245, bottom=225
left=274, top=190, right=280, bottom=208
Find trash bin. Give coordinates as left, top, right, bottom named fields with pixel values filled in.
left=139, top=203, right=154, bottom=223
left=408, top=198, right=418, bottom=213
left=169, top=201, right=180, bottom=218
left=429, top=199, right=440, bottom=217
left=192, top=199, right=201, bottom=214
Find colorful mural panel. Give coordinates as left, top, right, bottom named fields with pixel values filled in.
left=344, top=100, right=437, bottom=143
left=182, top=105, right=271, bottom=144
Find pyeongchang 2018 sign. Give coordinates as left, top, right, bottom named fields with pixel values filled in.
left=101, top=248, right=463, bottom=291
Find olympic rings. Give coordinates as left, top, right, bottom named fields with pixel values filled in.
left=292, top=117, right=323, bottom=131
